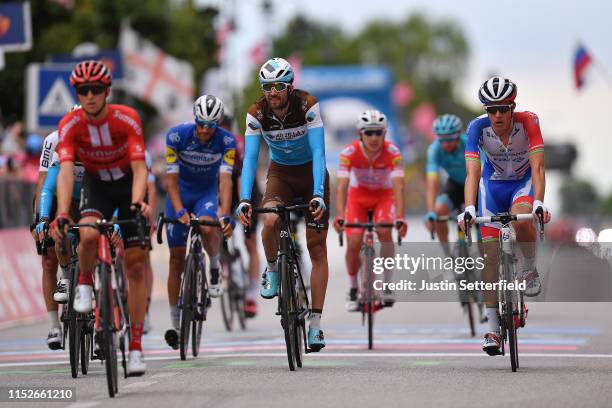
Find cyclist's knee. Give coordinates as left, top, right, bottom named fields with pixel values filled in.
left=306, top=236, right=327, bottom=259
left=42, top=253, right=59, bottom=274
left=377, top=230, right=393, bottom=242
left=169, top=248, right=185, bottom=273
left=79, top=227, right=99, bottom=249
left=262, top=213, right=279, bottom=230
left=124, top=249, right=146, bottom=280
left=435, top=202, right=450, bottom=215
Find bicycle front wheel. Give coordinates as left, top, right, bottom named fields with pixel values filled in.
left=180, top=255, right=195, bottom=360
left=279, top=254, right=296, bottom=371
left=68, top=316, right=81, bottom=378
left=192, top=260, right=206, bottom=357
left=363, top=246, right=375, bottom=350
left=219, top=259, right=234, bottom=331
left=99, top=263, right=118, bottom=397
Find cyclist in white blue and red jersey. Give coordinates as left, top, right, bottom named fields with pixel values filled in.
left=163, top=95, right=236, bottom=350
left=236, top=57, right=329, bottom=351
left=458, top=77, right=551, bottom=355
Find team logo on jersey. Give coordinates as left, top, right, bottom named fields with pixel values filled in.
left=392, top=156, right=402, bottom=166
left=248, top=121, right=260, bottom=131
left=339, top=156, right=350, bottom=166
left=341, top=145, right=355, bottom=156
left=166, top=147, right=177, bottom=164
left=306, top=111, right=317, bottom=122
left=169, top=132, right=180, bottom=143
left=223, top=149, right=236, bottom=166
left=223, top=136, right=234, bottom=146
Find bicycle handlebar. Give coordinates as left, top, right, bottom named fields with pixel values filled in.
left=156, top=212, right=222, bottom=244
left=338, top=220, right=403, bottom=246
left=464, top=212, right=544, bottom=246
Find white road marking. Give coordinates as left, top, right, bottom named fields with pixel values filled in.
left=2, top=352, right=612, bottom=368
left=64, top=402, right=100, bottom=408
left=123, top=380, right=158, bottom=389
left=150, top=372, right=180, bottom=378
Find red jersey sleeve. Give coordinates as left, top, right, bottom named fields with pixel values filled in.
left=57, top=111, right=80, bottom=163
left=517, top=111, right=544, bottom=155
left=116, top=106, right=146, bottom=161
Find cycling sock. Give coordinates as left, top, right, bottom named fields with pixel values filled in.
left=170, top=305, right=179, bottom=329
left=266, top=259, right=278, bottom=273
left=48, top=311, right=60, bottom=330
left=210, top=268, right=220, bottom=285
left=441, top=242, right=451, bottom=257
left=60, top=264, right=71, bottom=280
left=78, top=270, right=93, bottom=286
left=349, top=274, right=358, bottom=289
left=209, top=255, right=219, bottom=270
left=308, top=309, right=322, bottom=330
left=129, top=323, right=143, bottom=351
left=248, top=280, right=259, bottom=300
left=485, top=307, right=499, bottom=333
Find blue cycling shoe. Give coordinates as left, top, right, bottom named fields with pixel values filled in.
left=260, top=270, right=279, bottom=299
left=307, top=328, right=326, bottom=352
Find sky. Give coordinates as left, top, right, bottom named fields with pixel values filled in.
left=201, top=0, right=612, bottom=200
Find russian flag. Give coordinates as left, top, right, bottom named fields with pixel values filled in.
left=574, top=44, right=592, bottom=89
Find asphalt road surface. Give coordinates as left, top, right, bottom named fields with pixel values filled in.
left=1, top=219, right=611, bottom=407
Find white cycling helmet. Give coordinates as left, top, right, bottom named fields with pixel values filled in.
left=357, top=110, right=388, bottom=131
left=478, top=76, right=517, bottom=105
left=259, top=57, right=294, bottom=84
left=193, top=95, right=224, bottom=124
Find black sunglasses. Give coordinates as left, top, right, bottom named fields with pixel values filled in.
left=363, top=129, right=385, bottom=137
left=262, top=82, right=289, bottom=92
left=485, top=104, right=512, bottom=114
left=76, top=84, right=107, bottom=96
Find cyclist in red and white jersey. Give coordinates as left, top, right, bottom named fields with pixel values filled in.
left=458, top=77, right=551, bottom=355
left=50, top=60, right=151, bottom=375
left=333, top=110, right=407, bottom=311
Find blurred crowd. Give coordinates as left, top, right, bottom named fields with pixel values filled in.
left=0, top=121, right=44, bottom=184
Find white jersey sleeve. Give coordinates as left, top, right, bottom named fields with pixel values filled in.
left=39, top=131, right=59, bottom=172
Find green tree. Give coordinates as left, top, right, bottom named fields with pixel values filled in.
left=0, top=0, right=218, bottom=135
left=236, top=13, right=476, bottom=134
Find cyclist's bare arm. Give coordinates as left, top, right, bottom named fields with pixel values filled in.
left=529, top=151, right=546, bottom=204
left=57, top=161, right=75, bottom=215
left=392, top=176, right=405, bottom=218
left=147, top=177, right=157, bottom=226
left=218, top=172, right=233, bottom=217
left=335, top=177, right=349, bottom=219
left=166, top=172, right=188, bottom=224
left=130, top=159, right=148, bottom=204
left=464, top=160, right=481, bottom=208
left=425, top=173, right=439, bottom=212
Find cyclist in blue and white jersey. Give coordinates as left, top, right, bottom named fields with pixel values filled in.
left=236, top=57, right=329, bottom=351
left=35, top=159, right=84, bottom=348
left=163, top=95, right=236, bottom=350
left=425, top=114, right=470, bottom=257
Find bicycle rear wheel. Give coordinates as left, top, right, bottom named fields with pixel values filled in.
left=180, top=255, right=195, bottom=360
left=99, top=263, right=118, bottom=397
left=234, top=260, right=248, bottom=330
left=219, top=259, right=234, bottom=331
left=279, top=254, right=296, bottom=371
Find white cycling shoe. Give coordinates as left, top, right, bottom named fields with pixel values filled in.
left=208, top=277, right=224, bottom=298
left=73, top=284, right=93, bottom=313
left=47, top=327, right=62, bottom=350
left=127, top=350, right=146, bottom=376
left=53, top=279, right=70, bottom=304
left=345, top=288, right=359, bottom=312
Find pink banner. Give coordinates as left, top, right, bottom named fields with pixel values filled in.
left=0, top=228, right=46, bottom=327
